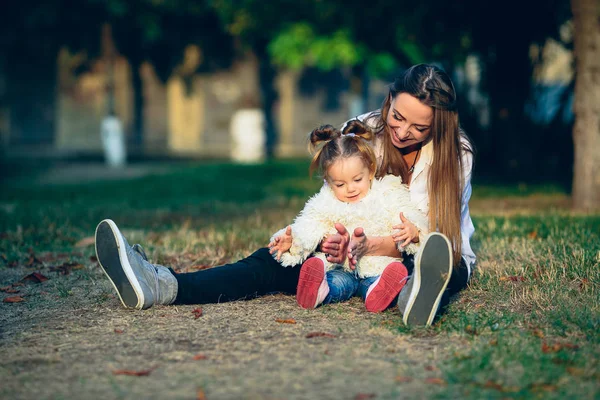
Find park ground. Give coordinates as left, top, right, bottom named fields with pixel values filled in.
left=0, top=159, right=598, bottom=400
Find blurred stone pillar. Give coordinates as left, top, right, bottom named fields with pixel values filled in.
left=275, top=70, right=299, bottom=157
left=167, top=45, right=205, bottom=154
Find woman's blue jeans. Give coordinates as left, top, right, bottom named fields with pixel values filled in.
left=322, top=268, right=378, bottom=304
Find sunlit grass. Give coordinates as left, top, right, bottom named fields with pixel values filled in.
left=0, top=159, right=598, bottom=398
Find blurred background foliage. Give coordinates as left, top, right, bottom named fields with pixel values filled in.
left=0, top=0, right=580, bottom=187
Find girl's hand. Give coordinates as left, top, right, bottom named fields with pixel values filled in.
left=347, top=227, right=368, bottom=270
left=392, top=212, right=420, bottom=248
left=268, top=225, right=293, bottom=261
left=320, top=223, right=349, bottom=264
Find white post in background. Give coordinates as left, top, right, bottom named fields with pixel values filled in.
left=101, top=23, right=126, bottom=167
left=101, top=114, right=126, bottom=167
left=230, top=107, right=266, bottom=163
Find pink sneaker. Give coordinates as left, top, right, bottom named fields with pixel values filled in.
left=296, top=257, right=330, bottom=309
left=364, top=262, right=408, bottom=313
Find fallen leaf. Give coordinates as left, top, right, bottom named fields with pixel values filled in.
left=354, top=394, right=376, bottom=400
left=197, top=388, right=207, bottom=400
left=395, top=376, right=413, bottom=383
left=465, top=325, right=478, bottom=335
left=499, top=275, right=525, bottom=282
left=275, top=318, right=296, bottom=324
left=3, top=296, right=25, bottom=303
left=26, top=253, right=43, bottom=267
left=114, top=329, right=124, bottom=334
left=528, top=231, right=538, bottom=239
left=530, top=383, right=557, bottom=392
left=541, top=342, right=562, bottom=353
left=0, top=286, right=19, bottom=293
left=424, top=365, right=437, bottom=371
left=424, top=377, right=446, bottom=385
left=22, top=272, right=49, bottom=283
left=193, top=354, right=207, bottom=360
left=75, top=236, right=95, bottom=248
left=112, top=367, right=155, bottom=376
left=562, top=343, right=579, bottom=350
left=192, top=308, right=203, bottom=319
left=532, top=329, right=544, bottom=338
left=306, top=332, right=336, bottom=338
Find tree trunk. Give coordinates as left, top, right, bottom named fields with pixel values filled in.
left=571, top=0, right=600, bottom=211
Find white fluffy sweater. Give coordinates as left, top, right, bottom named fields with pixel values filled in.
left=270, top=175, right=429, bottom=278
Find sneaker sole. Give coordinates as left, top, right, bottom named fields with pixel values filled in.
left=95, top=219, right=144, bottom=309
left=403, top=233, right=453, bottom=326
left=296, top=259, right=325, bottom=309
left=365, top=262, right=407, bottom=312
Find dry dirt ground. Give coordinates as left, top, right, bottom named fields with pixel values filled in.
left=0, top=257, right=461, bottom=400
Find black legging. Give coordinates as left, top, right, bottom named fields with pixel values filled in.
left=173, top=248, right=470, bottom=307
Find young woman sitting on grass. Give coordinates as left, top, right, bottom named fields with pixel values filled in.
left=94, top=63, right=475, bottom=327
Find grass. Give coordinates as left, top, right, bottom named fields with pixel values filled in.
left=0, top=159, right=598, bottom=399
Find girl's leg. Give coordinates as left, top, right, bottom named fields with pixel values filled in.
left=296, top=257, right=329, bottom=309
left=296, top=258, right=358, bottom=309
left=362, top=262, right=408, bottom=313
left=322, top=269, right=359, bottom=305
left=174, top=247, right=301, bottom=304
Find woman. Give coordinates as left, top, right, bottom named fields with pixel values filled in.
left=327, top=64, right=475, bottom=326
left=94, top=64, right=475, bottom=326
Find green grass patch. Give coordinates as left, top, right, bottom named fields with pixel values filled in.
left=1, top=159, right=598, bottom=398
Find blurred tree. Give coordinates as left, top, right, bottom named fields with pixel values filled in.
left=0, top=0, right=234, bottom=148
left=571, top=0, right=600, bottom=211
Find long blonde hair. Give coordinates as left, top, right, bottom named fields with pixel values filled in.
left=371, top=64, right=474, bottom=265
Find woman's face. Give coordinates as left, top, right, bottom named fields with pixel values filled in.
left=386, top=93, right=433, bottom=149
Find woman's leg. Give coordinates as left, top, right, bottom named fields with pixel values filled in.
left=398, top=233, right=471, bottom=325
left=95, top=219, right=301, bottom=308
left=296, top=258, right=358, bottom=309
left=437, top=258, right=470, bottom=311
left=174, top=247, right=301, bottom=304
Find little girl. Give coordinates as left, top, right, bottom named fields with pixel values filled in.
left=268, top=120, right=429, bottom=312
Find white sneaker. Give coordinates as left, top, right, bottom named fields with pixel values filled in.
left=296, top=257, right=329, bottom=309
left=401, top=232, right=453, bottom=326
left=95, top=219, right=178, bottom=309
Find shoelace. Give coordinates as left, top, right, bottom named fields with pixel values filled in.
left=132, top=244, right=162, bottom=304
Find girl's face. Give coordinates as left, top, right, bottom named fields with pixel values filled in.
left=386, top=93, right=433, bottom=149
left=326, top=156, right=374, bottom=203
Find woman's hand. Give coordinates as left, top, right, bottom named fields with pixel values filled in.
left=348, top=227, right=368, bottom=270
left=320, top=223, right=349, bottom=264
left=268, top=225, right=293, bottom=261
left=392, top=212, right=420, bottom=248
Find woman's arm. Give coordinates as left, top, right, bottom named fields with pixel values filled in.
left=319, top=223, right=350, bottom=264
